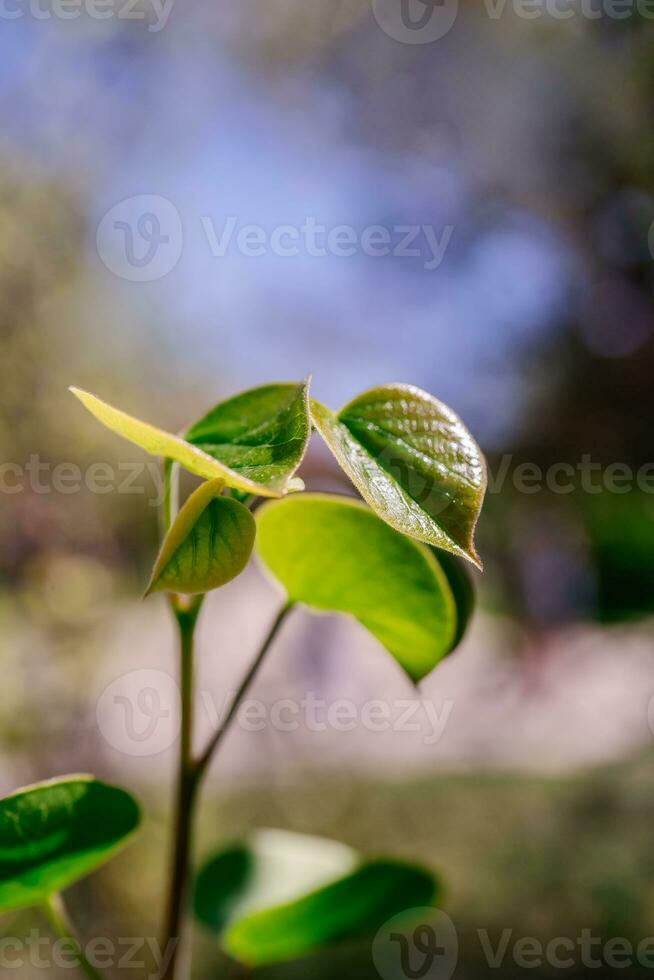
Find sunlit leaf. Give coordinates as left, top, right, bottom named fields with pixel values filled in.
left=311, top=384, right=486, bottom=568
left=0, top=776, right=141, bottom=913
left=146, top=479, right=255, bottom=596
left=194, top=829, right=439, bottom=967
left=256, top=494, right=458, bottom=681
left=185, top=381, right=311, bottom=494
left=69, top=387, right=284, bottom=497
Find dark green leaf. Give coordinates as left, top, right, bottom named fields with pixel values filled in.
left=194, top=830, right=439, bottom=967
left=146, top=479, right=255, bottom=596
left=194, top=844, right=253, bottom=933
left=0, top=776, right=141, bottom=913
left=256, top=494, right=458, bottom=681
left=432, top=550, right=476, bottom=651
left=185, top=381, right=311, bottom=495
left=311, top=384, right=486, bottom=569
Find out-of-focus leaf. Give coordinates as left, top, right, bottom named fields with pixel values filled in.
left=0, top=776, right=141, bottom=913
left=433, top=549, right=476, bottom=650
left=195, top=830, right=356, bottom=934
left=311, top=384, right=486, bottom=569
left=194, top=829, right=439, bottom=967
left=256, top=494, right=458, bottom=681
left=69, top=387, right=284, bottom=497
left=146, top=479, right=255, bottom=596
left=185, top=381, right=311, bottom=494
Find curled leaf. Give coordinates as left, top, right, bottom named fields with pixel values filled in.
left=312, top=384, right=486, bottom=569
left=70, top=387, right=285, bottom=497
left=146, top=479, right=255, bottom=596
left=185, top=380, right=311, bottom=494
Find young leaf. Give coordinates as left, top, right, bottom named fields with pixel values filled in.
left=194, top=830, right=439, bottom=967
left=0, top=776, right=141, bottom=913
left=184, top=381, right=311, bottom=494
left=69, top=387, right=285, bottom=497
left=311, top=384, right=486, bottom=569
left=146, top=479, right=255, bottom=596
left=256, top=494, right=458, bottom=682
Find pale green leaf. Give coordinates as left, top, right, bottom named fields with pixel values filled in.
left=184, top=381, right=311, bottom=494
left=146, top=479, right=255, bottom=596
left=0, top=776, right=141, bottom=913
left=256, top=494, right=458, bottom=681
left=69, top=387, right=284, bottom=497
left=311, top=384, right=486, bottom=569
left=194, top=829, right=439, bottom=967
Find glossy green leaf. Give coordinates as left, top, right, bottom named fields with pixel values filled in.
left=69, top=387, right=284, bottom=497
left=256, top=494, right=458, bottom=681
left=0, top=776, right=141, bottom=913
left=146, top=479, right=255, bottom=596
left=194, top=830, right=439, bottom=967
left=311, top=384, right=486, bottom=569
left=185, top=381, right=311, bottom=494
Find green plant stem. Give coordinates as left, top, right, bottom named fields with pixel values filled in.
left=41, top=893, right=104, bottom=980
left=161, top=598, right=293, bottom=980
left=162, top=598, right=202, bottom=980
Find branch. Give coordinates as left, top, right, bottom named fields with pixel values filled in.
left=194, top=603, right=294, bottom=784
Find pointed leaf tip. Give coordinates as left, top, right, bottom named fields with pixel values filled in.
left=68, top=386, right=289, bottom=496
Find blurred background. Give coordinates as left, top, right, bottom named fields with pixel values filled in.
left=1, top=0, right=654, bottom=976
